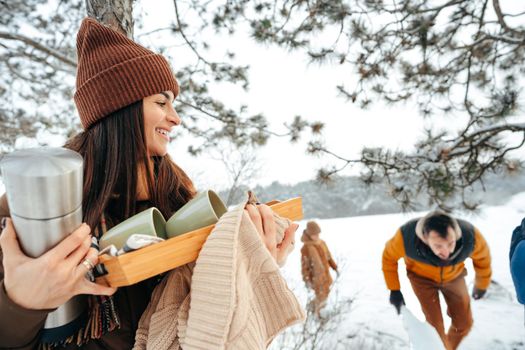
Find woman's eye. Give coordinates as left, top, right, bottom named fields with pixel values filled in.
left=156, top=102, right=166, bottom=107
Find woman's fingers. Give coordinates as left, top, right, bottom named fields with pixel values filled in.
left=79, top=278, right=117, bottom=296
left=246, top=204, right=281, bottom=261
left=245, top=204, right=263, bottom=237
left=74, top=248, right=116, bottom=296
left=258, top=204, right=277, bottom=246
left=280, top=223, right=298, bottom=250
left=245, top=203, right=277, bottom=244
left=45, top=223, right=91, bottom=261
left=276, top=223, right=298, bottom=266
left=0, top=218, right=28, bottom=267
left=74, top=247, right=98, bottom=280
left=245, top=203, right=299, bottom=267
left=1, top=219, right=115, bottom=309
left=66, top=234, right=92, bottom=267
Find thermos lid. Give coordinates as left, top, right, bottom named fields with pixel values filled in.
left=0, top=147, right=83, bottom=219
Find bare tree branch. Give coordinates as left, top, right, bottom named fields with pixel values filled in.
left=492, top=0, right=525, bottom=37
left=0, top=31, right=77, bottom=67
left=172, top=0, right=213, bottom=66
left=179, top=99, right=298, bottom=138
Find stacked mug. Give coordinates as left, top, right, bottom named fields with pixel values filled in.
left=0, top=147, right=87, bottom=342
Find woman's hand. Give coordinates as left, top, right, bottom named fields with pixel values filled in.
left=244, top=204, right=298, bottom=266
left=0, top=218, right=116, bottom=310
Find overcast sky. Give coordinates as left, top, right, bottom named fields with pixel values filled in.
left=137, top=1, right=447, bottom=190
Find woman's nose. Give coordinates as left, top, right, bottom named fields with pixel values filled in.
left=167, top=107, right=181, bottom=126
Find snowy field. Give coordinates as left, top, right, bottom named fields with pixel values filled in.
left=272, top=192, right=525, bottom=350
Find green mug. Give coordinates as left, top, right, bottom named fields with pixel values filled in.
left=166, top=190, right=227, bottom=238
left=99, top=207, right=167, bottom=250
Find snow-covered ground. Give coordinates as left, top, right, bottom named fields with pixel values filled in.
left=272, top=192, right=525, bottom=349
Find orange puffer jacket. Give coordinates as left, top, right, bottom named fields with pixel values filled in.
left=382, top=218, right=492, bottom=291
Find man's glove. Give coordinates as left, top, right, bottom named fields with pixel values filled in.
left=389, top=290, right=405, bottom=314
left=472, top=287, right=487, bottom=300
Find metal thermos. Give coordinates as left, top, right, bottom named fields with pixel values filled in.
left=0, top=147, right=87, bottom=342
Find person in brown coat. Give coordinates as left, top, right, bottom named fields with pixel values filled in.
left=0, top=18, right=295, bottom=349
left=301, top=221, right=338, bottom=315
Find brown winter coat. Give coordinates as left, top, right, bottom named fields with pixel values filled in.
left=300, top=233, right=337, bottom=304
left=0, top=194, right=158, bottom=349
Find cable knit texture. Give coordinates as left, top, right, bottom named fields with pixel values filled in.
left=133, top=198, right=305, bottom=349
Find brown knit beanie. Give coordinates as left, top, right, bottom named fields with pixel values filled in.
left=74, top=17, right=179, bottom=129
left=304, top=220, right=321, bottom=236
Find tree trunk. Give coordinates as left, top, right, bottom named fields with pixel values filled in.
left=85, top=0, right=134, bottom=38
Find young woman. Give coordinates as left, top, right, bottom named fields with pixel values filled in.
left=0, top=17, right=296, bottom=349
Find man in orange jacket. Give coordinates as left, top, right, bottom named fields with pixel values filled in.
left=382, top=211, right=491, bottom=350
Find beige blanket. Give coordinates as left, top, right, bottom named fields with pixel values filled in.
left=134, top=198, right=305, bottom=350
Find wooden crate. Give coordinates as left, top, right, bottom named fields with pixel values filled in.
left=98, top=197, right=303, bottom=287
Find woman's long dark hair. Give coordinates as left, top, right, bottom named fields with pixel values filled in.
left=65, top=100, right=195, bottom=232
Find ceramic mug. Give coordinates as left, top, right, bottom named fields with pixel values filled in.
left=166, top=190, right=227, bottom=238
left=99, top=207, right=167, bottom=250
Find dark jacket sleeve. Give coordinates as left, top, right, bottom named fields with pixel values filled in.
left=0, top=194, right=50, bottom=349
left=511, top=240, right=525, bottom=304
left=510, top=218, right=525, bottom=261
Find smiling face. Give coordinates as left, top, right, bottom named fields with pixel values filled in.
left=143, top=91, right=180, bottom=156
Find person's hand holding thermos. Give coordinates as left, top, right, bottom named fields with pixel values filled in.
left=0, top=147, right=115, bottom=342
left=1, top=219, right=114, bottom=309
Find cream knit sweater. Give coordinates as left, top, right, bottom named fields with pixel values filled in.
left=134, top=200, right=305, bottom=350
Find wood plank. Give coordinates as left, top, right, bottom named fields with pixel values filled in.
left=97, top=197, right=302, bottom=287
